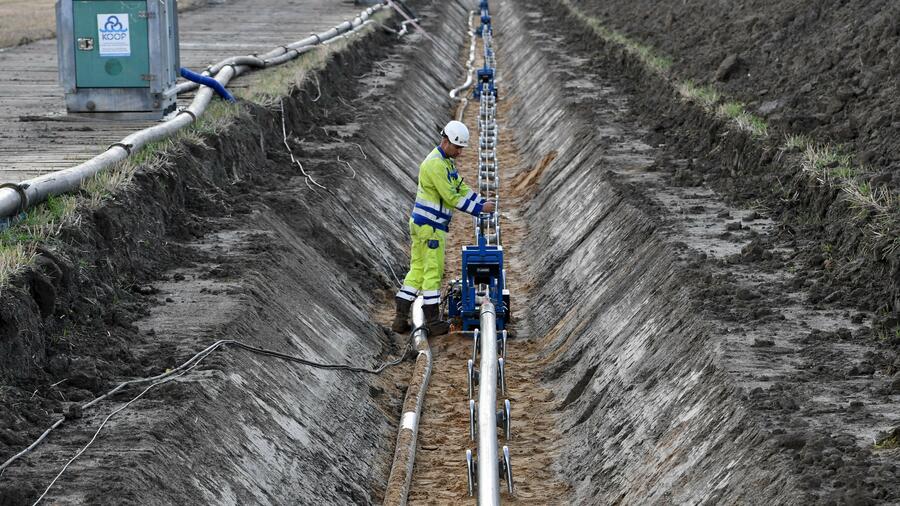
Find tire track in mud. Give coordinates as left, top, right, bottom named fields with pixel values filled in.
left=400, top=33, right=571, bottom=505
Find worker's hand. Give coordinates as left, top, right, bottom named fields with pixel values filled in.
left=482, top=200, right=496, bottom=214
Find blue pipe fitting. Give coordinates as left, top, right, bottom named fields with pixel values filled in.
left=179, top=67, right=236, bottom=103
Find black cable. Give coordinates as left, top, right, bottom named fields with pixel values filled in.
left=226, top=337, right=412, bottom=375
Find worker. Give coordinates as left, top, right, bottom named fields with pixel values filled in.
left=392, top=120, right=495, bottom=336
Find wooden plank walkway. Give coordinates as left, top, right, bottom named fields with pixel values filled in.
left=0, top=0, right=363, bottom=183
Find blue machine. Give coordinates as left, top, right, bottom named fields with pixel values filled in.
left=447, top=234, right=511, bottom=331
left=478, top=0, right=491, bottom=36
left=472, top=65, right=496, bottom=99
left=448, top=0, right=510, bottom=332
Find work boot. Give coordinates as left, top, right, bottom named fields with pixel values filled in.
left=423, top=304, right=451, bottom=337
left=392, top=297, right=413, bottom=334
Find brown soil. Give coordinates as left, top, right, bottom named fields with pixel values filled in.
left=404, top=32, right=571, bottom=505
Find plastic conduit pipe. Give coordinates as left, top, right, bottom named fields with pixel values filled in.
left=384, top=298, right=432, bottom=506
left=179, top=67, right=235, bottom=102
left=0, top=4, right=383, bottom=219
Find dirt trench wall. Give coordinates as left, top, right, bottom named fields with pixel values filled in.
left=496, top=3, right=804, bottom=504
left=0, top=1, right=470, bottom=503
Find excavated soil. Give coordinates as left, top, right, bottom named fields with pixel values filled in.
left=1, top=0, right=898, bottom=504
left=569, top=0, right=900, bottom=182
left=555, top=0, right=900, bottom=335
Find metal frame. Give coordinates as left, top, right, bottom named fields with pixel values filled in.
left=57, top=0, right=180, bottom=118
left=464, top=8, right=516, bottom=498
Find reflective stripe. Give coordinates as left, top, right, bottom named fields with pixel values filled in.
left=416, top=197, right=449, bottom=217
left=411, top=214, right=449, bottom=232
left=422, top=290, right=440, bottom=298
left=415, top=202, right=451, bottom=221
left=457, top=190, right=484, bottom=215
left=422, top=298, right=441, bottom=306
left=412, top=207, right=450, bottom=228
left=397, top=289, right=417, bottom=302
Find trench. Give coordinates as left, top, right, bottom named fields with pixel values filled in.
left=2, top=0, right=898, bottom=504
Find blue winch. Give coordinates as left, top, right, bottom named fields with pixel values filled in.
left=473, top=65, right=496, bottom=99
left=478, top=0, right=492, bottom=36
left=447, top=234, right=511, bottom=331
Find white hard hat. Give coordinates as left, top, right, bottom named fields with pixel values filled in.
left=441, top=120, right=469, bottom=147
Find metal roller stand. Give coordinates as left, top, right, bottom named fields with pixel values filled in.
left=463, top=1, right=514, bottom=502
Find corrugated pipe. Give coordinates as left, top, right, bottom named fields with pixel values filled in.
left=0, top=4, right=383, bottom=219
left=384, top=298, right=432, bottom=506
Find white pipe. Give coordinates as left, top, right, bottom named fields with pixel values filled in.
left=0, top=5, right=384, bottom=219
left=384, top=297, right=432, bottom=506
left=450, top=11, right=477, bottom=100
left=477, top=300, right=501, bottom=506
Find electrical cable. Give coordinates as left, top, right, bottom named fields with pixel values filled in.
left=13, top=335, right=413, bottom=504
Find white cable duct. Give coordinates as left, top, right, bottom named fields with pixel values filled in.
left=450, top=10, right=477, bottom=121
left=0, top=5, right=384, bottom=219
left=384, top=299, right=432, bottom=506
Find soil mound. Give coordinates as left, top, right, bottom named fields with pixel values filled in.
left=570, top=0, right=900, bottom=180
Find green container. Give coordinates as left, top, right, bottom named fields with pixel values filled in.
left=58, top=0, right=179, bottom=118
left=73, top=1, right=150, bottom=88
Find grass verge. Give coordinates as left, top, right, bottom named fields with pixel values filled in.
left=237, top=11, right=389, bottom=104
left=0, top=108, right=231, bottom=288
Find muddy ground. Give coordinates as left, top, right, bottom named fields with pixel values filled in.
left=0, top=0, right=898, bottom=503
left=559, top=0, right=900, bottom=343
left=569, top=0, right=900, bottom=182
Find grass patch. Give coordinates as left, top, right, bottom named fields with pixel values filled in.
left=716, top=101, right=768, bottom=137
left=784, top=134, right=813, bottom=151
left=800, top=144, right=856, bottom=184
left=677, top=80, right=721, bottom=109
left=796, top=140, right=899, bottom=254
left=0, top=194, right=77, bottom=286
left=238, top=11, right=390, bottom=105
left=874, top=428, right=900, bottom=450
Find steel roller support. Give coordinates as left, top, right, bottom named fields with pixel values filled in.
left=477, top=301, right=502, bottom=505
left=463, top=1, right=514, bottom=502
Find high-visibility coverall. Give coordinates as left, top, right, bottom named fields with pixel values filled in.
left=397, top=146, right=487, bottom=306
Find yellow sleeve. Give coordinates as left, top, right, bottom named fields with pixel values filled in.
left=423, top=159, right=486, bottom=215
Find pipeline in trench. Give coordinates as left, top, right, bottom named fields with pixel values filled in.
left=2, top=0, right=895, bottom=503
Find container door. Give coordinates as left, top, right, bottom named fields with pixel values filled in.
left=74, top=1, right=149, bottom=88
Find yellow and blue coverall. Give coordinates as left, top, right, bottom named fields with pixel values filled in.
left=397, top=146, right=487, bottom=306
